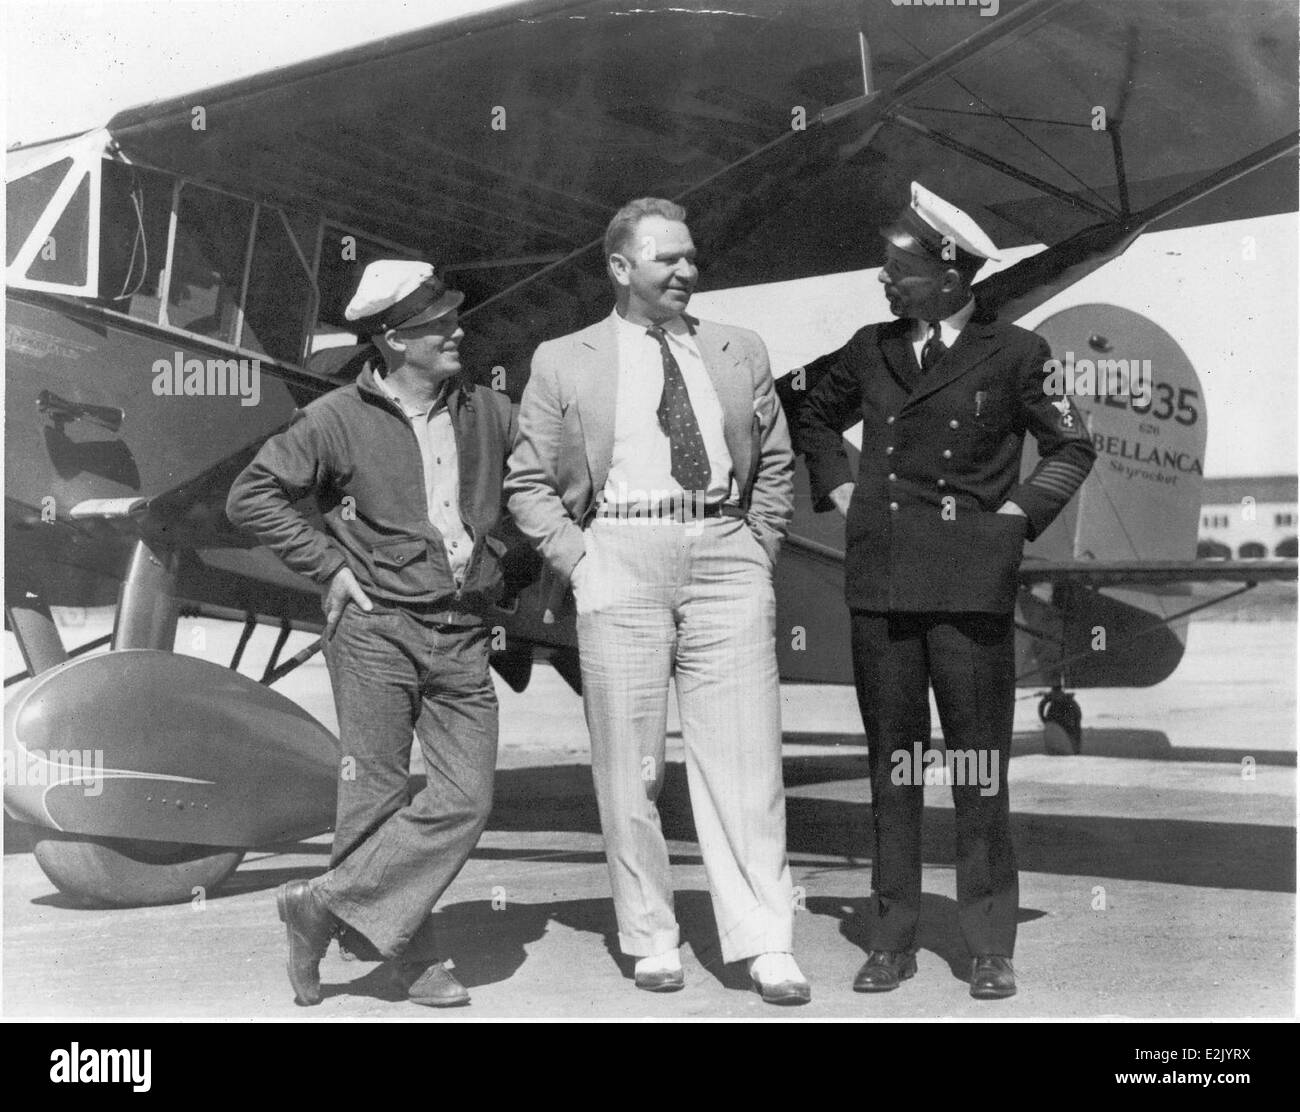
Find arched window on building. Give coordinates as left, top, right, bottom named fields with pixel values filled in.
left=1238, top=541, right=1267, bottom=559
left=1274, top=536, right=1297, bottom=558
left=1197, top=538, right=1231, bottom=559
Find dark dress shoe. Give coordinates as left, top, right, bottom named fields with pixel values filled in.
left=852, top=949, right=918, bottom=993
left=403, top=961, right=471, bottom=1008
left=634, top=967, right=685, bottom=992
left=275, top=880, right=336, bottom=1006
left=969, top=955, right=1017, bottom=999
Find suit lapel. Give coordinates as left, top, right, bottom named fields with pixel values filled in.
left=574, top=317, right=619, bottom=491
left=903, top=318, right=1004, bottom=408
left=879, top=318, right=921, bottom=394
left=692, top=319, right=751, bottom=485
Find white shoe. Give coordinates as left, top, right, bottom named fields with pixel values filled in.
left=634, top=948, right=684, bottom=991
left=748, top=952, right=811, bottom=1005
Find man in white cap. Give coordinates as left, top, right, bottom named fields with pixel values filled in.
left=227, top=260, right=515, bottom=1008
left=791, top=183, right=1095, bottom=999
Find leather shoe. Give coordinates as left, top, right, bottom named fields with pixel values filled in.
left=634, top=966, right=685, bottom=992
left=969, top=955, right=1016, bottom=999
left=275, top=880, right=335, bottom=1005
left=403, top=961, right=471, bottom=1008
left=634, top=949, right=684, bottom=992
left=852, top=949, right=917, bottom=993
left=748, top=953, right=811, bottom=1006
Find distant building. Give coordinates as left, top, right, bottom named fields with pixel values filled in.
left=1199, top=475, right=1297, bottom=559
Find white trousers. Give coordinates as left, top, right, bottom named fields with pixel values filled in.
left=574, top=514, right=794, bottom=962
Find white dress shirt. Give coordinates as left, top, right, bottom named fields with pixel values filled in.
left=910, top=296, right=976, bottom=368
left=604, top=309, right=735, bottom=510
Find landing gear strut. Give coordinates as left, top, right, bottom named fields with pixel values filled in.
left=1038, top=686, right=1083, bottom=754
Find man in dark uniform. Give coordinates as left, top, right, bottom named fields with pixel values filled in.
left=792, top=183, right=1096, bottom=1000
left=227, top=260, right=515, bottom=1008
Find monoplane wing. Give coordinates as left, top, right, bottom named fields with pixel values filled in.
left=100, top=0, right=1298, bottom=388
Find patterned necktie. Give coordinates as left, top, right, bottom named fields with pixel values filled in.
left=647, top=325, right=711, bottom=496
left=920, top=321, right=947, bottom=372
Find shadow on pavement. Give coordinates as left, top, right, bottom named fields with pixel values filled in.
left=315, top=890, right=1053, bottom=1004
left=485, top=760, right=1296, bottom=894
left=314, top=889, right=753, bottom=1001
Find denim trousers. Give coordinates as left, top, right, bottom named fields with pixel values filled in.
left=315, top=603, right=497, bottom=961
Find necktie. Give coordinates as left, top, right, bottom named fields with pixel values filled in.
left=647, top=325, right=711, bottom=496
left=920, top=321, right=947, bottom=372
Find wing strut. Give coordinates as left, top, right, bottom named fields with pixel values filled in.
left=889, top=113, right=1116, bottom=220
left=822, top=0, right=1077, bottom=125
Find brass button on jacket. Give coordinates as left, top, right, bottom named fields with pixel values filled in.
left=790, top=315, right=1096, bottom=613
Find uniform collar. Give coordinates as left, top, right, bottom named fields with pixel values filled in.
left=912, top=297, right=976, bottom=344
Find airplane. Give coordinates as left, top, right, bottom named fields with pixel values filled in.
left=5, top=0, right=1297, bottom=908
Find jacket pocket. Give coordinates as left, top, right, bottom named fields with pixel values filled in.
left=471, top=533, right=508, bottom=603
left=365, top=535, right=435, bottom=595
left=371, top=537, right=427, bottom=569
left=742, top=412, right=762, bottom=504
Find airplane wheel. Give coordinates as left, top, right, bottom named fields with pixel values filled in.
left=32, top=830, right=244, bottom=907
left=1038, top=691, right=1083, bottom=755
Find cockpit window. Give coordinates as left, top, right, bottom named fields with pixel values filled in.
left=23, top=172, right=90, bottom=287
left=166, top=184, right=255, bottom=345
left=98, top=161, right=172, bottom=320
left=95, top=164, right=317, bottom=364
left=6, top=134, right=100, bottom=296
left=242, top=206, right=315, bottom=365
left=6, top=158, right=70, bottom=266
left=9, top=144, right=341, bottom=369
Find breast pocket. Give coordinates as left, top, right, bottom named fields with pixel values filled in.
left=954, top=384, right=1012, bottom=458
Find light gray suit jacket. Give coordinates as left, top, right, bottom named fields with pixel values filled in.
left=505, top=312, right=795, bottom=619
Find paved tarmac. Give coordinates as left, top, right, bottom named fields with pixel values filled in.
left=3, top=599, right=1295, bottom=1019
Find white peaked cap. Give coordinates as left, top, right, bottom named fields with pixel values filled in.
left=344, top=261, right=435, bottom=321
left=886, top=181, right=1002, bottom=264
left=343, top=260, right=464, bottom=335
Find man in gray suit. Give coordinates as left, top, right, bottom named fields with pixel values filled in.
left=505, top=197, right=808, bottom=1004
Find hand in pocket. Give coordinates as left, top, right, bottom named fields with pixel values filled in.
left=571, top=555, right=590, bottom=595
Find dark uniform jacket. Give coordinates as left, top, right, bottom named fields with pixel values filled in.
left=226, top=365, right=516, bottom=613
left=793, top=314, right=1095, bottom=613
